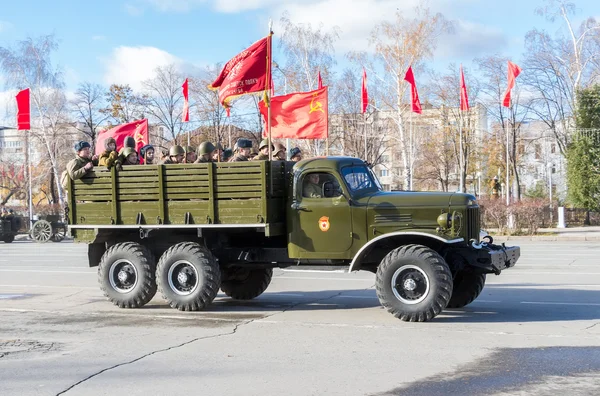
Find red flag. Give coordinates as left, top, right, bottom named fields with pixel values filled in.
left=403, top=66, right=422, bottom=114
left=209, top=36, right=272, bottom=107
left=16, top=88, right=30, bottom=130
left=258, top=87, right=328, bottom=139
left=361, top=68, right=368, bottom=113
left=502, top=61, right=522, bottom=108
left=95, top=119, right=149, bottom=156
left=182, top=78, right=189, bottom=122
left=317, top=71, right=323, bottom=89
left=460, top=66, right=470, bottom=111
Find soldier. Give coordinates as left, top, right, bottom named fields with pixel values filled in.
left=62, top=141, right=94, bottom=188
left=490, top=176, right=501, bottom=199
left=222, top=148, right=233, bottom=162
left=230, top=138, right=253, bottom=162
left=212, top=143, right=224, bottom=162
left=121, top=147, right=139, bottom=166
left=139, top=144, right=155, bottom=165
left=303, top=173, right=322, bottom=198
left=195, top=142, right=216, bottom=163
left=162, top=145, right=185, bottom=164
left=184, top=146, right=197, bottom=163
left=290, top=147, right=302, bottom=162
left=273, top=143, right=286, bottom=161
left=117, top=136, right=139, bottom=165
left=253, top=139, right=275, bottom=161
left=98, top=137, right=119, bottom=167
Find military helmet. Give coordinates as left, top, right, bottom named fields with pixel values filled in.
left=199, top=142, right=216, bottom=155
left=273, top=142, right=286, bottom=156
left=124, top=136, right=136, bottom=148
left=184, top=145, right=196, bottom=154
left=122, top=147, right=137, bottom=158
left=259, top=138, right=275, bottom=150
left=215, top=142, right=224, bottom=151
left=169, top=145, right=185, bottom=156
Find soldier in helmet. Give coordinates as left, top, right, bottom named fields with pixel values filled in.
left=213, top=143, right=224, bottom=162
left=290, top=147, right=302, bottom=162
left=253, top=138, right=275, bottom=161
left=162, top=145, right=185, bottom=164
left=61, top=141, right=95, bottom=189
left=98, top=137, right=119, bottom=167
left=230, top=138, right=253, bottom=162
left=273, top=142, right=286, bottom=161
left=139, top=144, right=155, bottom=165
left=120, top=147, right=139, bottom=165
left=222, top=148, right=233, bottom=162
left=184, top=146, right=197, bottom=163
left=195, top=142, right=216, bottom=163
left=117, top=136, right=139, bottom=165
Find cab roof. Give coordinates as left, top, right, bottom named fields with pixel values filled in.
left=293, top=156, right=366, bottom=173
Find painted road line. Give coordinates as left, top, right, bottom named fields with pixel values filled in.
left=0, top=269, right=92, bottom=274
left=521, top=301, right=600, bottom=307
left=0, top=284, right=97, bottom=289
left=281, top=269, right=347, bottom=273
left=276, top=276, right=374, bottom=282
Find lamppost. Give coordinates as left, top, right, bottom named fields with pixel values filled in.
left=272, top=61, right=290, bottom=160
left=476, top=171, right=482, bottom=197
left=547, top=162, right=553, bottom=203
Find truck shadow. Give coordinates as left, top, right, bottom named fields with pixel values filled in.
left=438, top=286, right=600, bottom=323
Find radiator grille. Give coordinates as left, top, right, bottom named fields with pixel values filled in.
left=465, top=206, right=481, bottom=241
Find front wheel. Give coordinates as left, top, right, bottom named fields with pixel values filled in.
left=376, top=245, right=452, bottom=322
left=156, top=242, right=221, bottom=311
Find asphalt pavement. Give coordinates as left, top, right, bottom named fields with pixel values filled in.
left=1, top=240, right=600, bottom=396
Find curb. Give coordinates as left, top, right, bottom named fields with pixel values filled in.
left=491, top=236, right=600, bottom=242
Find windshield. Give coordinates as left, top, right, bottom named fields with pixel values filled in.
left=341, top=165, right=381, bottom=194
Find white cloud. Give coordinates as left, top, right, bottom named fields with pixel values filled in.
left=124, top=3, right=144, bottom=16
left=103, top=46, right=181, bottom=90
left=436, top=20, right=508, bottom=59
left=141, top=0, right=208, bottom=12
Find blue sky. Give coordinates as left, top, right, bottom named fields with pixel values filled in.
left=0, top=0, right=598, bottom=96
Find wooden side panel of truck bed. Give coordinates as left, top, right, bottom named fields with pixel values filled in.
left=67, top=161, right=287, bottom=232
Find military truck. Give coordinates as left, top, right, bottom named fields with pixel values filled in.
left=66, top=157, right=519, bottom=322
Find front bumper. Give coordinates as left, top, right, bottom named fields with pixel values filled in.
left=467, top=239, right=520, bottom=274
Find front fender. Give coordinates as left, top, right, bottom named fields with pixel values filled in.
left=349, top=231, right=464, bottom=272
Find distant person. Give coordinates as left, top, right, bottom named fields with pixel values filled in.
left=222, top=148, right=233, bottom=162
left=140, top=144, right=155, bottom=165
left=62, top=141, right=95, bottom=189
left=273, top=143, right=286, bottom=161
left=213, top=143, right=224, bottom=162
left=184, top=146, right=197, bottom=163
left=253, top=139, right=274, bottom=161
left=162, top=145, right=185, bottom=164
left=196, top=142, right=216, bottom=163
left=290, top=147, right=302, bottom=162
left=98, top=137, right=119, bottom=167
left=303, top=173, right=322, bottom=198
left=230, top=139, right=253, bottom=162
left=120, top=147, right=139, bottom=166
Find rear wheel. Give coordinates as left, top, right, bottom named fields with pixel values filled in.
left=98, top=242, right=157, bottom=308
left=221, top=268, right=273, bottom=300
left=3, top=235, right=14, bottom=243
left=376, top=244, right=452, bottom=322
left=156, top=242, right=221, bottom=311
left=447, top=272, right=486, bottom=308
left=31, top=220, right=52, bottom=243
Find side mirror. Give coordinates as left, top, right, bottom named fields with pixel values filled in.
left=323, top=181, right=335, bottom=198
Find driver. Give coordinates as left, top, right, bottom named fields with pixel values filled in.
left=303, top=173, right=322, bottom=198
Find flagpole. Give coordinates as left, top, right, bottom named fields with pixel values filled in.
left=409, top=110, right=413, bottom=190
left=506, top=121, right=510, bottom=206
left=363, top=112, right=367, bottom=161
left=26, top=131, right=33, bottom=227
left=459, top=109, right=464, bottom=193
left=267, top=21, right=273, bottom=162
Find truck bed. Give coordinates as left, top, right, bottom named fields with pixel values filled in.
left=67, top=161, right=289, bottom=239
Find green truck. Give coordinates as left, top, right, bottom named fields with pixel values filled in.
left=67, top=157, right=519, bottom=322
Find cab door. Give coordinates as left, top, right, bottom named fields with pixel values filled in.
left=288, top=171, right=353, bottom=258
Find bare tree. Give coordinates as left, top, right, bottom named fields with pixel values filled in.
left=139, top=64, right=187, bottom=147
left=350, top=4, right=452, bottom=190
left=522, top=0, right=600, bottom=155
left=278, top=12, right=340, bottom=156
left=71, top=82, right=109, bottom=151
left=101, top=84, right=144, bottom=125
left=476, top=55, right=531, bottom=200
left=0, top=35, right=67, bottom=205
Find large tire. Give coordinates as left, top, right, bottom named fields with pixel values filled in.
left=447, top=272, right=486, bottom=308
left=98, top=242, right=157, bottom=308
left=156, top=242, right=221, bottom=311
left=221, top=268, right=273, bottom=300
left=376, top=244, right=453, bottom=322
left=3, top=235, right=15, bottom=243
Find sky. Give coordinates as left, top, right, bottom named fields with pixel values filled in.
left=0, top=0, right=598, bottom=124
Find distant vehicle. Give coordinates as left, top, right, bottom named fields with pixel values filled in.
left=0, top=215, right=22, bottom=243
left=66, top=157, right=520, bottom=322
